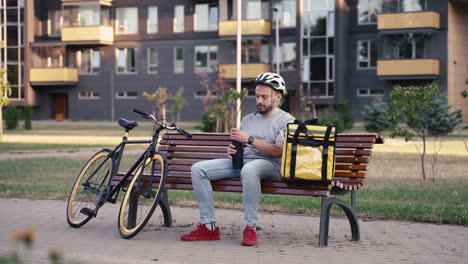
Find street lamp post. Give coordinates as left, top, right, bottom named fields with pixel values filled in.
left=272, top=7, right=280, bottom=74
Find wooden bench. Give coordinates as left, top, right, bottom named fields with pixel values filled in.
left=113, top=132, right=384, bottom=247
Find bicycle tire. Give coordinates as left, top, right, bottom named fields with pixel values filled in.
left=118, top=153, right=167, bottom=239
left=66, top=149, right=113, bottom=228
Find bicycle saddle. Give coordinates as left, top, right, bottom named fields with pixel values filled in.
left=118, top=118, right=139, bottom=130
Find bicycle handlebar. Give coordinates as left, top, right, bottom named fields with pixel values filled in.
left=131, top=108, right=192, bottom=139
left=132, top=108, right=152, bottom=119
left=176, top=126, right=193, bottom=139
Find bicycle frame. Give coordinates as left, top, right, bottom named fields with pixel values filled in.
left=91, top=124, right=166, bottom=208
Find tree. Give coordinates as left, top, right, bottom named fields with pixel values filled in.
left=362, top=98, right=394, bottom=133
left=388, top=81, right=463, bottom=181
left=197, top=68, right=248, bottom=132
left=169, top=87, right=187, bottom=122
left=0, top=68, right=12, bottom=142
left=143, top=87, right=168, bottom=120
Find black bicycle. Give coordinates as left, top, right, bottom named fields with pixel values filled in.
left=66, top=108, right=192, bottom=239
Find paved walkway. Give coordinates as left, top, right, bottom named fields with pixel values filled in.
left=0, top=198, right=466, bottom=264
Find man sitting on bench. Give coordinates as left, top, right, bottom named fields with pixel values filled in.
left=181, top=72, right=295, bottom=246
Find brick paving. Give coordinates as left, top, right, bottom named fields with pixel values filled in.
left=0, top=198, right=467, bottom=264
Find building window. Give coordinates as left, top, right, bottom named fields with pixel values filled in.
left=63, top=5, right=102, bottom=26
left=79, top=91, right=100, bottom=99
left=77, top=49, right=100, bottom=74
left=116, top=7, right=138, bottom=34
left=116, top=48, right=137, bottom=73
left=194, top=3, right=218, bottom=31
left=174, top=47, right=184, bottom=73
left=273, top=42, right=296, bottom=71
left=241, top=39, right=269, bottom=64
left=147, top=48, right=158, bottom=74
left=273, top=0, right=296, bottom=28
left=195, top=45, right=217, bottom=72
left=302, top=0, right=334, bottom=98
left=116, top=91, right=138, bottom=99
left=357, top=40, right=378, bottom=69
left=147, top=6, right=158, bottom=33
left=357, top=89, right=385, bottom=97
left=174, top=5, right=184, bottom=33
left=380, top=33, right=428, bottom=60
left=358, top=0, right=382, bottom=24
left=48, top=10, right=61, bottom=35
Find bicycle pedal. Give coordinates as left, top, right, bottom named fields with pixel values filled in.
left=80, top=208, right=96, bottom=217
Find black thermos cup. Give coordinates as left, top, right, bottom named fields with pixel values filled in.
left=231, top=140, right=244, bottom=169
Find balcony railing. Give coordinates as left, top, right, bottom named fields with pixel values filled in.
left=377, top=12, right=440, bottom=31
left=377, top=59, right=439, bottom=79
left=218, top=20, right=271, bottom=37
left=29, top=68, right=78, bottom=85
left=219, top=64, right=270, bottom=79
left=61, top=26, right=113, bottom=45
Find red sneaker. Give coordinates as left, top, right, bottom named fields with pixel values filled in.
left=180, top=223, right=220, bottom=241
left=241, top=226, right=257, bottom=246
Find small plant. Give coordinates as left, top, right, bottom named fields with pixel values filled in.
left=362, top=98, right=394, bottom=133
left=23, top=106, right=33, bottom=130
left=169, top=87, right=187, bottom=123
left=143, top=87, right=169, bottom=120
left=388, top=81, right=463, bottom=181
left=197, top=110, right=217, bottom=132
left=318, top=100, right=354, bottom=133
left=4, top=106, right=19, bottom=130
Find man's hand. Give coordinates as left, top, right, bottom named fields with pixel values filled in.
left=226, top=143, right=237, bottom=158
left=230, top=128, right=249, bottom=143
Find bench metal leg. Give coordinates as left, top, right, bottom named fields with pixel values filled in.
left=318, top=196, right=360, bottom=247
left=159, top=189, right=172, bottom=227
left=128, top=193, right=139, bottom=229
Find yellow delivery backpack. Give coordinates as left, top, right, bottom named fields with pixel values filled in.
left=280, top=120, right=337, bottom=183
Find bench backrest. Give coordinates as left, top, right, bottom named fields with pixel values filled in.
left=157, top=132, right=383, bottom=196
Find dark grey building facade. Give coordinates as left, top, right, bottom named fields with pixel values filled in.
left=3, top=0, right=467, bottom=121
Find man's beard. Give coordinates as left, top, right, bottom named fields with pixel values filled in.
left=256, top=104, right=274, bottom=115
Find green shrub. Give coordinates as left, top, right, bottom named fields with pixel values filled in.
left=23, top=106, right=33, bottom=130
left=336, top=99, right=354, bottom=131
left=319, top=110, right=345, bottom=133
left=4, top=106, right=19, bottom=130
left=318, top=100, right=354, bottom=133
left=196, top=110, right=216, bottom=132
left=362, top=98, right=393, bottom=133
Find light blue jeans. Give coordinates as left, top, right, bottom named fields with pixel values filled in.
left=191, top=158, right=280, bottom=227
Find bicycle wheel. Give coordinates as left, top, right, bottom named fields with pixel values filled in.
left=67, top=149, right=113, bottom=228
left=118, top=153, right=167, bottom=239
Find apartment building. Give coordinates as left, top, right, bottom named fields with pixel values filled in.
left=2, top=0, right=467, bottom=121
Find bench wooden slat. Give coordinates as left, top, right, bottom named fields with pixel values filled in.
left=164, top=140, right=231, bottom=146
left=167, top=152, right=228, bottom=159
left=335, top=157, right=368, bottom=163
left=335, top=165, right=367, bottom=171
left=159, top=146, right=227, bottom=153
left=335, top=149, right=372, bottom=156
left=335, top=142, right=373, bottom=149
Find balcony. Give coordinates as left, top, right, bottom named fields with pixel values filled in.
left=29, top=68, right=78, bottom=85
left=377, top=59, right=439, bottom=79
left=61, top=26, right=113, bottom=45
left=218, top=20, right=271, bottom=37
left=219, top=64, right=270, bottom=79
left=378, top=12, right=440, bottom=33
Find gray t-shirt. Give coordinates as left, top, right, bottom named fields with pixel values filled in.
left=240, top=109, right=295, bottom=169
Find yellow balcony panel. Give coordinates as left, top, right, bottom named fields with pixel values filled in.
left=62, top=26, right=113, bottom=45
left=30, top=68, right=78, bottom=85
left=378, top=12, right=440, bottom=31
left=219, top=20, right=271, bottom=36
left=377, top=59, right=439, bottom=78
left=219, top=64, right=270, bottom=79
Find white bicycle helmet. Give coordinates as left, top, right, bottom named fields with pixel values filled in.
left=253, top=72, right=287, bottom=95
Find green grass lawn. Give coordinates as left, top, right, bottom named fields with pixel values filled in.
left=1, top=122, right=467, bottom=225
left=0, top=152, right=466, bottom=225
